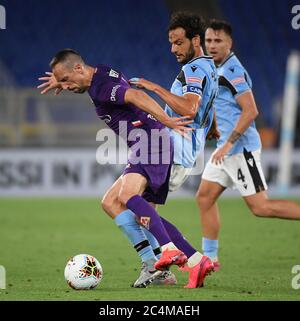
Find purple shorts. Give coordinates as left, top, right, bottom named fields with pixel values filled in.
left=123, top=131, right=174, bottom=205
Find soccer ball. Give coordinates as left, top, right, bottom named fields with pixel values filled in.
left=64, top=254, right=103, bottom=290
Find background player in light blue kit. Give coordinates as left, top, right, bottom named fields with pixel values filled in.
left=197, top=20, right=300, bottom=269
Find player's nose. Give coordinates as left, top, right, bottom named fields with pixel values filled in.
left=171, top=44, right=177, bottom=54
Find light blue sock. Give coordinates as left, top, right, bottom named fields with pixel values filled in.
left=202, top=237, right=219, bottom=260
left=114, top=210, right=156, bottom=262
left=142, top=227, right=162, bottom=259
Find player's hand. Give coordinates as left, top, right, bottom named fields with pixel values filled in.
left=37, top=72, right=63, bottom=95
left=129, top=78, right=157, bottom=92
left=164, top=116, right=194, bottom=140
left=211, top=141, right=232, bottom=164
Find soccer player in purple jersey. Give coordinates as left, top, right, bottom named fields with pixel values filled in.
left=38, top=49, right=214, bottom=288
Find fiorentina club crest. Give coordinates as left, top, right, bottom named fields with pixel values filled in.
left=140, top=216, right=151, bottom=229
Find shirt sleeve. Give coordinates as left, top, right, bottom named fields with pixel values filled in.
left=96, top=80, right=129, bottom=105
left=181, top=63, right=206, bottom=97
left=223, top=65, right=251, bottom=96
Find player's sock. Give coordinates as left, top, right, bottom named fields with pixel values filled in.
left=160, top=216, right=196, bottom=258
left=187, top=251, right=203, bottom=268
left=202, top=237, right=219, bottom=261
left=126, top=195, right=172, bottom=246
left=142, top=228, right=162, bottom=259
left=114, top=210, right=156, bottom=262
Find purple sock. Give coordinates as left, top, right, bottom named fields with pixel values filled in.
left=126, top=195, right=171, bottom=246
left=160, top=216, right=196, bottom=258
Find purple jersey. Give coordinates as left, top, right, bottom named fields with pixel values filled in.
left=88, top=65, right=165, bottom=149
left=88, top=65, right=173, bottom=204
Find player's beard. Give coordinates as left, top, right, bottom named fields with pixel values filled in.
left=181, top=43, right=196, bottom=65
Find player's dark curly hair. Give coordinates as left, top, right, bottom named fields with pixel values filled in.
left=207, top=19, right=232, bottom=37
left=168, top=11, right=206, bottom=43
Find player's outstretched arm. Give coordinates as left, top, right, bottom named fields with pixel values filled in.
left=37, top=72, right=63, bottom=95
left=130, top=78, right=200, bottom=119
left=125, top=88, right=193, bottom=139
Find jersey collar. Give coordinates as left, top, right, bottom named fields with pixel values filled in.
left=188, top=55, right=214, bottom=64
left=218, top=52, right=235, bottom=68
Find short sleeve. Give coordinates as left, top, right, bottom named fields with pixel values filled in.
left=181, top=63, right=207, bottom=97
left=224, top=65, right=251, bottom=96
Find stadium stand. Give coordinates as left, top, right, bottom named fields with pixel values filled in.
left=0, top=0, right=299, bottom=146
left=0, top=0, right=177, bottom=146
left=218, top=0, right=300, bottom=128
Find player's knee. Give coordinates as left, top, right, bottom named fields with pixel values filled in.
left=101, top=194, right=114, bottom=214
left=250, top=202, right=273, bottom=217
left=196, top=188, right=212, bottom=209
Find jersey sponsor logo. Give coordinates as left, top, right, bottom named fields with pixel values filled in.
left=109, top=69, right=119, bottom=78
left=147, top=114, right=158, bottom=122
left=187, top=77, right=202, bottom=85
left=99, top=114, right=112, bottom=124
left=110, top=84, right=121, bottom=101
left=191, top=65, right=198, bottom=73
left=231, top=77, right=245, bottom=85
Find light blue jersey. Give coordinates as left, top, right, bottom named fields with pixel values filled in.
left=216, top=52, right=261, bottom=155
left=165, top=56, right=218, bottom=168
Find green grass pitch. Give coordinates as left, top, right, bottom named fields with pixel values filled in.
left=0, top=198, right=299, bottom=301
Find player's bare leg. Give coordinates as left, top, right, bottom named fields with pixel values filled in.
left=196, top=179, right=225, bottom=239
left=196, top=179, right=225, bottom=269
left=244, top=191, right=300, bottom=220
left=102, top=176, right=164, bottom=287
left=101, top=177, right=126, bottom=218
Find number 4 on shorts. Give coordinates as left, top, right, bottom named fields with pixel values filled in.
left=237, top=168, right=245, bottom=182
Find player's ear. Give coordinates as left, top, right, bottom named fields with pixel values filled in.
left=73, top=63, right=83, bottom=74
left=192, top=35, right=201, bottom=48
left=228, top=36, right=233, bottom=50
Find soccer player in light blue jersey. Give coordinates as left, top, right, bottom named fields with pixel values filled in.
left=197, top=20, right=300, bottom=270
left=131, top=12, right=219, bottom=190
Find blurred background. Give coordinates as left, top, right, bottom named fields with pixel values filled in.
left=0, top=0, right=299, bottom=197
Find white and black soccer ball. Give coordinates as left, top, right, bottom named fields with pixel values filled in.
left=64, top=254, right=103, bottom=290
